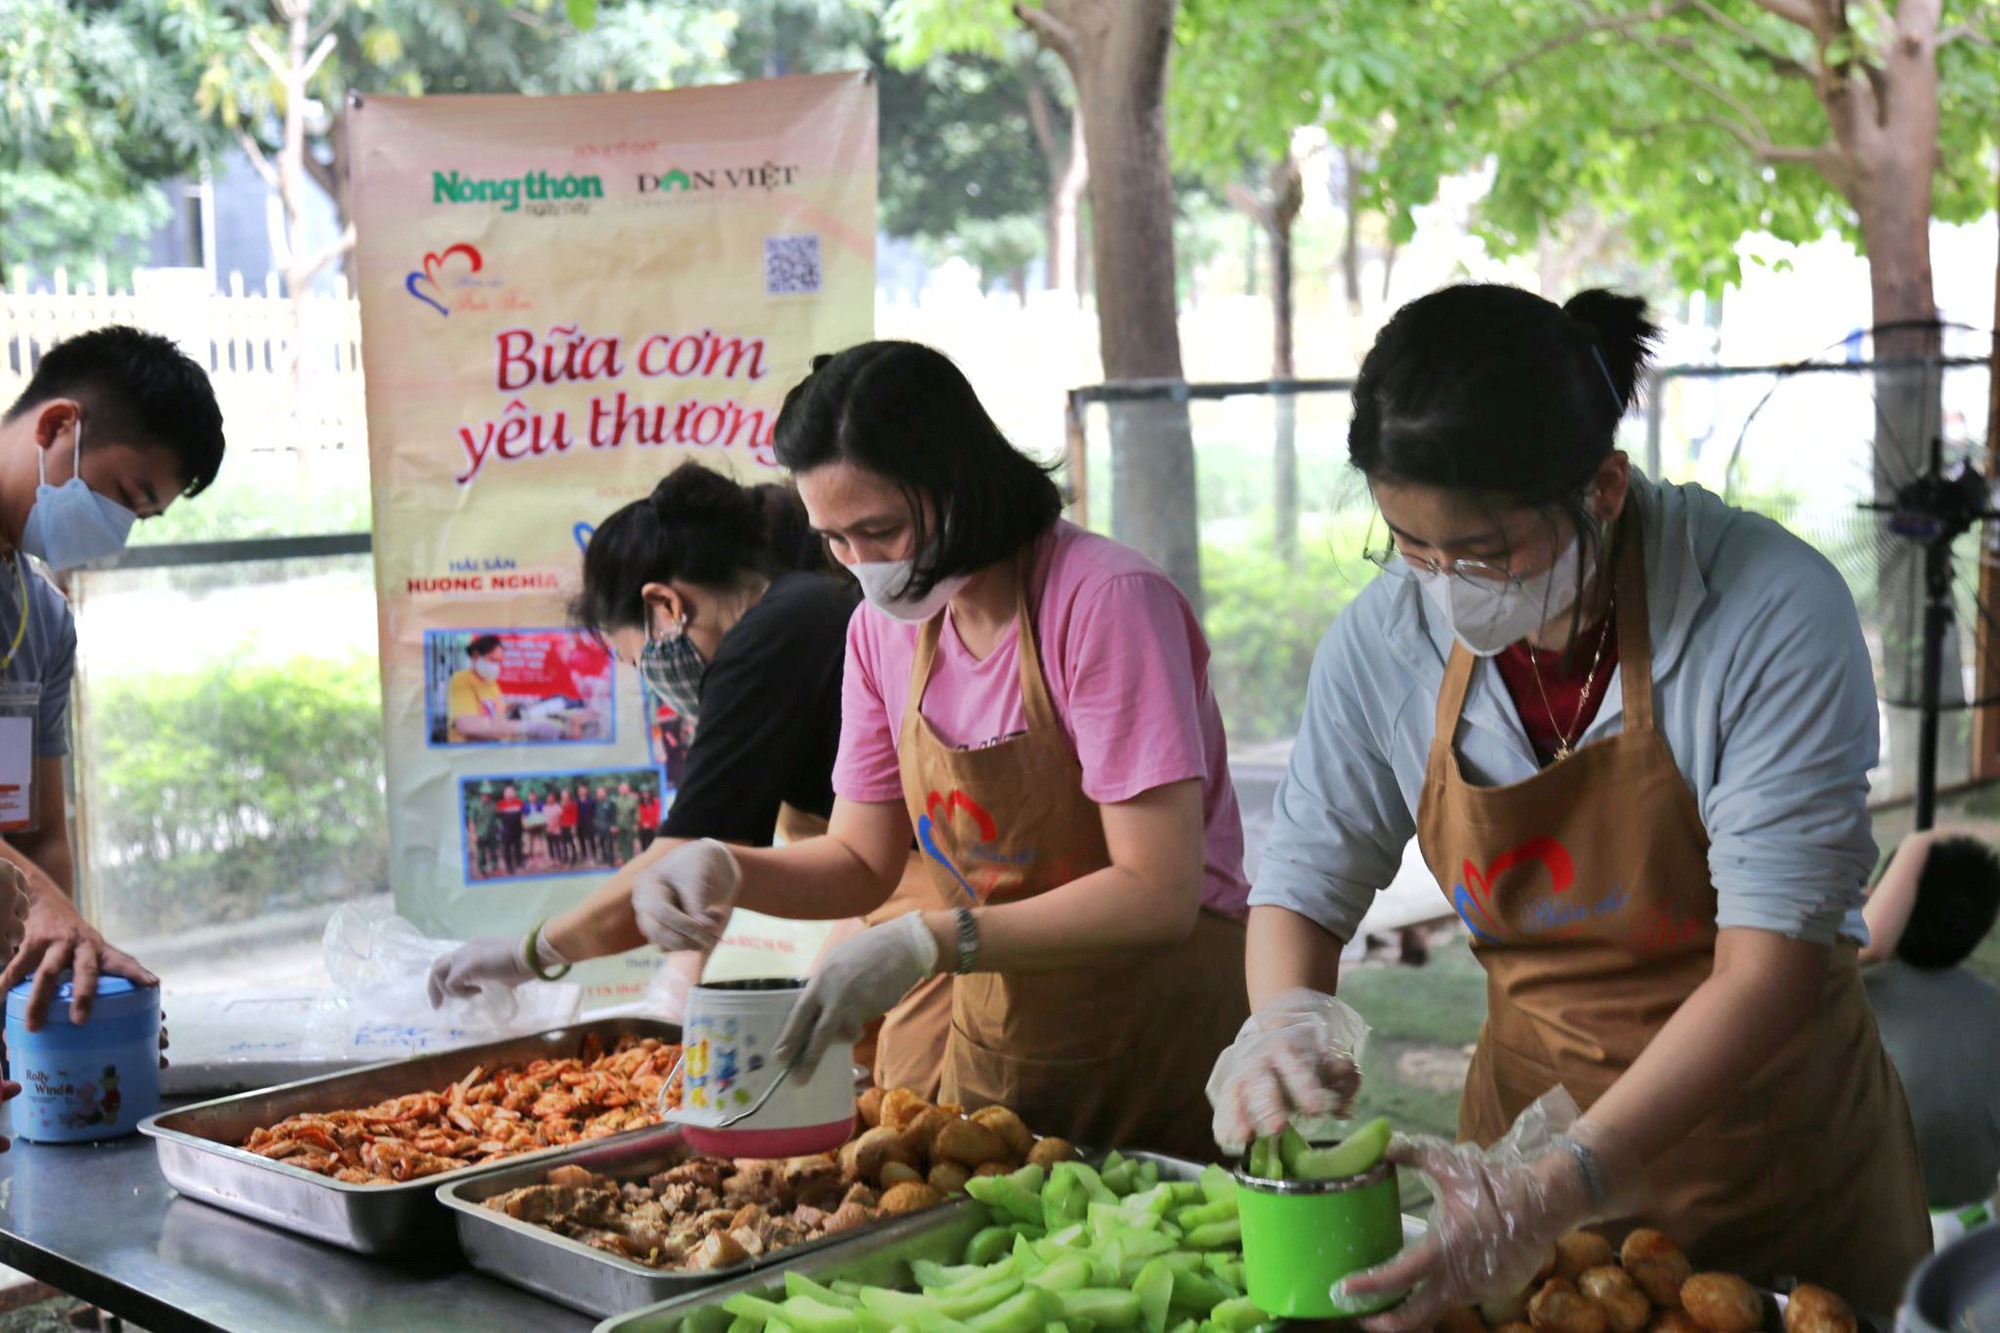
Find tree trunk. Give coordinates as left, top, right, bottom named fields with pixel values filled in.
left=1031, top=0, right=1201, bottom=609
left=1814, top=0, right=1944, bottom=803
left=1269, top=154, right=1302, bottom=564
left=1026, top=69, right=1089, bottom=295
left=302, top=104, right=355, bottom=283
left=1338, top=147, right=1364, bottom=319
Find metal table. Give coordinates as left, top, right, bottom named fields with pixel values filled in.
left=0, top=1118, right=593, bottom=1333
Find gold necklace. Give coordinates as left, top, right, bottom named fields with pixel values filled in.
left=1528, top=597, right=1615, bottom=763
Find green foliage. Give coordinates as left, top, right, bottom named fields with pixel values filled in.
left=0, top=0, right=236, bottom=274
left=1202, top=535, right=1377, bottom=743
left=879, top=49, right=1061, bottom=245
left=1172, top=0, right=1999, bottom=297
left=881, top=0, right=1019, bottom=64
left=92, top=654, right=387, bottom=938
left=0, top=165, right=171, bottom=284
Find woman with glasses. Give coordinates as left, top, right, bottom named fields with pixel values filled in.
left=609, top=341, right=1252, bottom=1161
left=426, top=461, right=948, bottom=1095
left=1207, top=284, right=1928, bottom=1324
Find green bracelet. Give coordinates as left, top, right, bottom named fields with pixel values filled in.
left=524, top=919, right=573, bottom=982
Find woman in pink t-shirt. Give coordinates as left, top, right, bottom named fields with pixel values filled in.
left=625, top=341, right=1250, bottom=1160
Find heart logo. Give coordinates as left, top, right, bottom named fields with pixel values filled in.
left=1453, top=836, right=1573, bottom=943
left=916, top=788, right=997, bottom=904
left=404, top=242, right=484, bottom=317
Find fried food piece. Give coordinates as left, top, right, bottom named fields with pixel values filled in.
left=821, top=1201, right=874, bottom=1233
left=879, top=1161, right=924, bottom=1189
left=901, top=1107, right=953, bottom=1158
left=972, top=1161, right=1012, bottom=1178
left=1028, top=1136, right=1078, bottom=1168
left=1530, top=1278, right=1610, bottom=1333
left=933, top=1117, right=1010, bottom=1168
left=969, top=1106, right=1033, bottom=1160
left=838, top=1126, right=915, bottom=1183
left=857, top=1088, right=886, bottom=1128
left=1438, top=1308, right=1487, bottom=1333
left=1554, top=1231, right=1617, bottom=1283
left=879, top=1089, right=930, bottom=1133
left=1579, top=1267, right=1651, bottom=1333
left=687, top=1232, right=751, bottom=1271
left=1680, top=1273, right=1762, bottom=1333
left=1499, top=1324, right=1538, bottom=1333
left=1784, top=1286, right=1855, bottom=1333
left=1649, top=1314, right=1704, bottom=1333
left=1621, top=1229, right=1695, bottom=1309
left=928, top=1162, right=971, bottom=1194
left=880, top=1182, right=947, bottom=1215
left=1481, top=1291, right=1531, bottom=1325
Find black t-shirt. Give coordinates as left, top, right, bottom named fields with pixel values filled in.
left=661, top=571, right=857, bottom=845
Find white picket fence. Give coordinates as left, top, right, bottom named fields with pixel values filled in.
left=1, top=268, right=367, bottom=454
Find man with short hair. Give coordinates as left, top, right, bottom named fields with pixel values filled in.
left=496, top=784, right=526, bottom=875
left=612, top=781, right=640, bottom=866
left=469, top=790, right=501, bottom=878
left=0, top=326, right=225, bottom=1030
left=1862, top=829, right=2000, bottom=1208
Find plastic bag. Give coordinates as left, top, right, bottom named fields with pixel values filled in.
left=321, top=900, right=582, bottom=1037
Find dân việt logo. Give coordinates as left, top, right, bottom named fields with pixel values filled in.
left=637, top=163, right=801, bottom=195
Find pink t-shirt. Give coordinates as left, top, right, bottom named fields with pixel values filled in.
left=834, top=522, right=1250, bottom=920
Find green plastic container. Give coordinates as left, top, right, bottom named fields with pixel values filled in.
left=1235, top=1159, right=1404, bottom=1319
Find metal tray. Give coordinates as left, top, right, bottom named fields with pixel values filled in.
left=441, top=1133, right=981, bottom=1319
left=139, top=1015, right=683, bottom=1255
left=592, top=1151, right=1250, bottom=1332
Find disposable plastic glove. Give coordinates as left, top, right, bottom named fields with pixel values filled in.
left=631, top=838, right=740, bottom=953
left=1205, top=987, right=1369, bottom=1151
left=425, top=930, right=566, bottom=1008
left=1341, top=1088, right=1648, bottom=1332
left=772, top=913, right=938, bottom=1081
left=522, top=717, right=566, bottom=740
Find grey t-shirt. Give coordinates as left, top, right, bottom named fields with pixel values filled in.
left=0, top=554, right=77, bottom=759
left=1864, top=960, right=2000, bottom=1207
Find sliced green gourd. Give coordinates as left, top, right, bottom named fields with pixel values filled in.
left=1290, top=1116, right=1392, bottom=1180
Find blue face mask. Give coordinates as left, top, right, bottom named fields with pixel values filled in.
left=21, top=420, right=137, bottom=571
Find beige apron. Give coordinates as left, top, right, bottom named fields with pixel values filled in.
left=897, top=561, right=1248, bottom=1162
left=1417, top=509, right=1930, bottom=1312
left=777, top=803, right=948, bottom=1098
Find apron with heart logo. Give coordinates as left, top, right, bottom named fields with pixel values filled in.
left=1417, top=507, right=1929, bottom=1312
left=776, top=804, right=950, bottom=1099
left=896, top=555, right=1248, bottom=1161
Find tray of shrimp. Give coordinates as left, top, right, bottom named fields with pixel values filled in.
left=138, top=1016, right=683, bottom=1255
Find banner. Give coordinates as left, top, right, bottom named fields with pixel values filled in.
left=351, top=74, right=877, bottom=1001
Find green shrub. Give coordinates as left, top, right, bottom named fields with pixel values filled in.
left=88, top=655, right=388, bottom=938
left=1202, top=533, right=1378, bottom=744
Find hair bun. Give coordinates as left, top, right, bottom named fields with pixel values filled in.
left=650, top=460, right=759, bottom=535
left=810, top=353, right=834, bottom=372
left=1562, top=288, right=1662, bottom=410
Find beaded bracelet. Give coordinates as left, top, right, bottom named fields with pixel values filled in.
left=524, top=919, right=573, bottom=982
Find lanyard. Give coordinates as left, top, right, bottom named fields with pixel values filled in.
left=0, top=558, right=28, bottom=674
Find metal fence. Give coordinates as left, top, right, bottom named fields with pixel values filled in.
left=2, top=269, right=366, bottom=454
left=1064, top=352, right=1999, bottom=808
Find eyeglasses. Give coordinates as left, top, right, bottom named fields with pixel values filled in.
left=1360, top=543, right=1541, bottom=589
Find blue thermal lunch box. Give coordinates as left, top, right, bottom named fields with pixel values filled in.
left=4, top=974, right=161, bottom=1142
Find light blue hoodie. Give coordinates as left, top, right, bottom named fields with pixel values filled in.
left=1252, top=471, right=1877, bottom=947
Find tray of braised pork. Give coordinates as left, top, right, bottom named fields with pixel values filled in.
left=438, top=1086, right=1074, bottom=1318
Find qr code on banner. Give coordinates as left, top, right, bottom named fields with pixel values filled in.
left=764, top=233, right=822, bottom=296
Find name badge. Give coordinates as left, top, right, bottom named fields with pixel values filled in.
left=0, top=680, right=39, bottom=833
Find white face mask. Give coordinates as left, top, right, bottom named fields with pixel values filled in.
left=472, top=658, right=502, bottom=681
left=1415, top=537, right=1586, bottom=657
left=851, top=559, right=971, bottom=624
